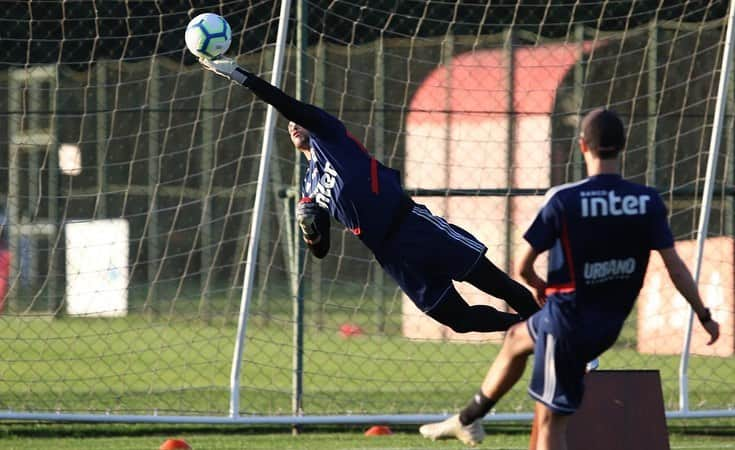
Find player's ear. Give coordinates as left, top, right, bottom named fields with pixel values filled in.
left=578, top=137, right=589, bottom=154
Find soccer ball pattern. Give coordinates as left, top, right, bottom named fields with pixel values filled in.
left=185, top=13, right=232, bottom=59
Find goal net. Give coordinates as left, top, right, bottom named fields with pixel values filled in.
left=0, top=1, right=733, bottom=422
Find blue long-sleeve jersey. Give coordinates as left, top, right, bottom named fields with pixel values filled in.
left=300, top=108, right=405, bottom=251
left=240, top=70, right=406, bottom=251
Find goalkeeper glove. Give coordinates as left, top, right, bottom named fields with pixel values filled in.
left=199, top=56, right=249, bottom=85
left=296, top=197, right=322, bottom=244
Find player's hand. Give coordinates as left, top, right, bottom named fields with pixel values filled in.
left=296, top=197, right=322, bottom=244
left=701, top=318, right=720, bottom=345
left=199, top=56, right=248, bottom=84
left=524, top=276, right=547, bottom=307
left=532, top=283, right=547, bottom=307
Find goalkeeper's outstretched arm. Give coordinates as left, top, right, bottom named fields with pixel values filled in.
left=199, top=57, right=335, bottom=137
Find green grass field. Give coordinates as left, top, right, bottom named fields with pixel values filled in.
left=0, top=307, right=733, bottom=449
left=0, top=311, right=730, bottom=416
left=0, top=421, right=734, bottom=449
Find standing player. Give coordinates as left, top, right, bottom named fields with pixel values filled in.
left=419, top=108, right=720, bottom=449
left=198, top=56, right=540, bottom=332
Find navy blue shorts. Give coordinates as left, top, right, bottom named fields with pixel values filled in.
left=373, top=203, right=486, bottom=311
left=526, top=297, right=620, bottom=414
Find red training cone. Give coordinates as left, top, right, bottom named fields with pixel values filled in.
left=339, top=323, right=363, bottom=338
left=160, top=438, right=192, bottom=450
left=365, top=425, right=392, bottom=436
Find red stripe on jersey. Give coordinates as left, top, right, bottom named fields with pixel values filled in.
left=545, top=284, right=576, bottom=296
left=370, top=158, right=379, bottom=194
left=346, top=131, right=380, bottom=195
left=560, top=218, right=576, bottom=288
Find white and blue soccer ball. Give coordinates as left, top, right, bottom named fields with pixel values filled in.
left=185, top=13, right=232, bottom=59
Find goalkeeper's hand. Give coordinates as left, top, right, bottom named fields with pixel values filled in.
left=296, top=197, right=322, bottom=245
left=199, top=56, right=249, bottom=84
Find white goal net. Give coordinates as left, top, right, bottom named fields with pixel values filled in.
left=0, top=0, right=733, bottom=422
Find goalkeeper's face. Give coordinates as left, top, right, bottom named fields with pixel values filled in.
left=288, top=121, right=311, bottom=151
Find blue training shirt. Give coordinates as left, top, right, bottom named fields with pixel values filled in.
left=300, top=107, right=405, bottom=251
left=523, top=174, right=674, bottom=322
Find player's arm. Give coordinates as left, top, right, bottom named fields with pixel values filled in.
left=518, top=191, right=560, bottom=307
left=296, top=197, right=330, bottom=259
left=658, top=247, right=719, bottom=345
left=517, top=243, right=547, bottom=307
left=198, top=57, right=337, bottom=137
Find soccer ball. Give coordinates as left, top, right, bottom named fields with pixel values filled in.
left=185, top=13, right=232, bottom=59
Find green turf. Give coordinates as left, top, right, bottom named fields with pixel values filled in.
left=0, top=303, right=733, bottom=450
left=0, top=311, right=732, bottom=417
left=0, top=422, right=734, bottom=449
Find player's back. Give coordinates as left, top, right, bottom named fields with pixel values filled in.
left=537, top=173, right=673, bottom=325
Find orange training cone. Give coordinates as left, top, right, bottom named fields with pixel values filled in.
left=364, top=425, right=392, bottom=436
left=160, top=438, right=192, bottom=450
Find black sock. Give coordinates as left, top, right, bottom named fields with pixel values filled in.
left=459, top=390, right=496, bottom=425
left=463, top=257, right=539, bottom=319
left=427, top=300, right=523, bottom=333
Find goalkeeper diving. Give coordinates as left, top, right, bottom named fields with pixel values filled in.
left=198, top=56, right=540, bottom=332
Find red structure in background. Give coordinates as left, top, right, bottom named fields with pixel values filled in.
left=402, top=44, right=732, bottom=355
left=638, top=237, right=733, bottom=357
left=402, top=43, right=589, bottom=341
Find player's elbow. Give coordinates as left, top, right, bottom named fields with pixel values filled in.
left=667, top=267, right=691, bottom=291
left=667, top=266, right=685, bottom=282
left=663, top=256, right=690, bottom=286
left=517, top=246, right=540, bottom=283
left=517, top=265, right=534, bottom=285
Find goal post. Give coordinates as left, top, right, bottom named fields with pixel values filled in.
left=679, top=0, right=735, bottom=413
left=228, top=0, right=293, bottom=420
left=0, top=1, right=733, bottom=425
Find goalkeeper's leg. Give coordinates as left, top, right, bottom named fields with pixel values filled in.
left=426, top=286, right=521, bottom=332
left=461, top=256, right=540, bottom=319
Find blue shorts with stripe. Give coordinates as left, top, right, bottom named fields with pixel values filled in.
left=373, top=203, right=486, bottom=312
left=526, top=296, right=620, bottom=414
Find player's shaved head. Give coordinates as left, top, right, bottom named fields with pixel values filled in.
left=580, top=108, right=625, bottom=159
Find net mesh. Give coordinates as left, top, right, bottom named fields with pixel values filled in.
left=0, top=1, right=732, bottom=418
